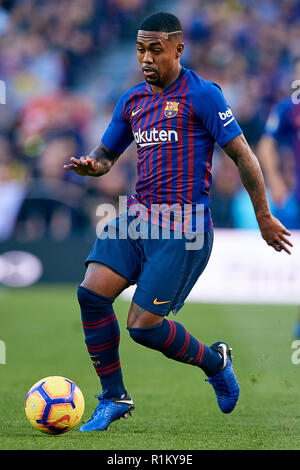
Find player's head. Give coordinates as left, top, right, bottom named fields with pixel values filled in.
left=136, top=12, right=184, bottom=88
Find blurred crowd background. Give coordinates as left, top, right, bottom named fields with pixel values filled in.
left=1, top=0, right=300, bottom=244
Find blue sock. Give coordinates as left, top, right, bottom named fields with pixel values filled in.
left=128, top=319, right=222, bottom=377
left=77, top=286, right=126, bottom=398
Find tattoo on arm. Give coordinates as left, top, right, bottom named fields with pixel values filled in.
left=89, top=143, right=121, bottom=176
left=223, top=134, right=271, bottom=221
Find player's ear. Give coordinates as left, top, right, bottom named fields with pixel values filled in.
left=175, top=42, right=184, bottom=59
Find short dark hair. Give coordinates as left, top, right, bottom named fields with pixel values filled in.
left=139, top=12, right=182, bottom=35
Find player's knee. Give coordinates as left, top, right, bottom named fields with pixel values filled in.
left=77, top=284, right=93, bottom=307
left=127, top=324, right=162, bottom=348
left=81, top=262, right=130, bottom=299
left=77, top=285, right=113, bottom=311
left=77, top=285, right=87, bottom=307
left=127, top=327, right=144, bottom=345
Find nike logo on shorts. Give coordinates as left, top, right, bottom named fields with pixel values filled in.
left=153, top=298, right=170, bottom=305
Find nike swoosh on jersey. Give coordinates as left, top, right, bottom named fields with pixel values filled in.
left=132, top=108, right=142, bottom=116
left=153, top=298, right=170, bottom=305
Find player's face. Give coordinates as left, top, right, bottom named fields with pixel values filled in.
left=136, top=30, right=183, bottom=89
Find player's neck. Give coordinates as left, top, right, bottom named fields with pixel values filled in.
left=150, top=65, right=182, bottom=94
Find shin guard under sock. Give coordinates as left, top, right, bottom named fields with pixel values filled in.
left=77, top=285, right=126, bottom=398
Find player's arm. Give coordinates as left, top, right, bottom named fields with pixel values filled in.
left=64, top=142, right=120, bottom=177
left=223, top=133, right=293, bottom=254
left=195, top=83, right=292, bottom=254
left=257, top=134, right=288, bottom=205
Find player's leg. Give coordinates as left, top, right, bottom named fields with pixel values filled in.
left=127, top=302, right=223, bottom=378
left=126, top=230, right=239, bottom=413
left=78, top=262, right=136, bottom=431
left=78, top=262, right=130, bottom=399
left=127, top=302, right=239, bottom=413
left=127, top=231, right=222, bottom=376
left=78, top=212, right=142, bottom=431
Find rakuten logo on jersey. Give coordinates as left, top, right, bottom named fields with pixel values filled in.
left=218, top=108, right=235, bottom=127
left=134, top=128, right=178, bottom=147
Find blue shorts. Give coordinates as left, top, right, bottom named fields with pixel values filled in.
left=86, top=211, right=214, bottom=316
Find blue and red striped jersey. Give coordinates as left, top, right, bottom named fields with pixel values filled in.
left=101, top=67, right=242, bottom=232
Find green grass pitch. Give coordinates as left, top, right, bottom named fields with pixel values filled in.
left=0, top=284, right=300, bottom=450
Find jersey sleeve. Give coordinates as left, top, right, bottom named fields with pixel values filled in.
left=193, top=83, right=243, bottom=147
left=101, top=94, right=134, bottom=154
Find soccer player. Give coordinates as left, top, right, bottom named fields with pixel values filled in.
left=258, top=57, right=300, bottom=228
left=258, top=58, right=299, bottom=337
left=64, top=12, right=293, bottom=432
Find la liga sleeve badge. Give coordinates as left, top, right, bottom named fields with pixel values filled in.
left=164, top=101, right=179, bottom=118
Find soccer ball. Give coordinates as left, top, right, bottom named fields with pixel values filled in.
left=25, top=376, right=85, bottom=435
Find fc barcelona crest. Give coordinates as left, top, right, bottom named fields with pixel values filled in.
left=164, top=101, right=179, bottom=118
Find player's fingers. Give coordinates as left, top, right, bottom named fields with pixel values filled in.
left=282, top=228, right=291, bottom=236
left=80, top=158, right=99, bottom=172
left=79, top=157, right=89, bottom=165
left=64, top=164, right=77, bottom=170
left=281, top=244, right=291, bottom=255
left=269, top=242, right=282, bottom=252
left=275, top=241, right=291, bottom=255
left=70, top=157, right=81, bottom=165
left=70, top=156, right=89, bottom=166
left=281, top=235, right=293, bottom=247
left=90, top=159, right=100, bottom=170
left=84, top=157, right=99, bottom=170
left=84, top=159, right=95, bottom=169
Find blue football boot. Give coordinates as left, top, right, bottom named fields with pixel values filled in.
left=205, top=342, right=239, bottom=414
left=80, top=390, right=134, bottom=431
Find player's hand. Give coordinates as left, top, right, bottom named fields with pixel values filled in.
left=64, top=156, right=103, bottom=176
left=258, top=214, right=293, bottom=254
